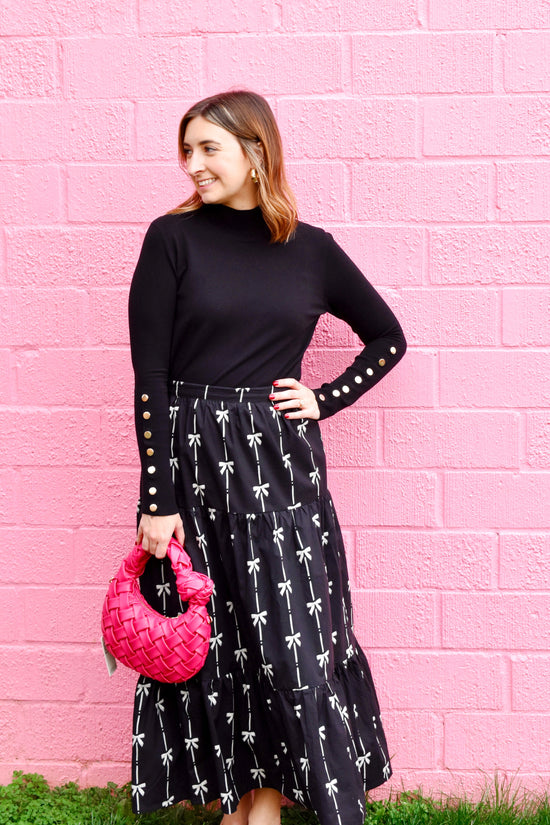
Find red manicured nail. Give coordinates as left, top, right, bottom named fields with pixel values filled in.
left=269, top=394, right=275, bottom=400
left=284, top=414, right=289, bottom=419
left=273, top=381, right=279, bottom=386
left=274, top=405, right=280, bottom=410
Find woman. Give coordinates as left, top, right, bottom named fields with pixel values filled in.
left=128, top=90, right=406, bottom=825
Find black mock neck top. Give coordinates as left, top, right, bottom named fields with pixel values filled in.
left=129, top=203, right=406, bottom=515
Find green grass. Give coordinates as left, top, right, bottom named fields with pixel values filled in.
left=0, top=772, right=549, bottom=825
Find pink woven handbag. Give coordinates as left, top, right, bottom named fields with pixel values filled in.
left=101, top=538, right=214, bottom=683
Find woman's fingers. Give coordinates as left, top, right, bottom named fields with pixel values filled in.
left=270, top=379, right=320, bottom=420
left=137, top=513, right=183, bottom=558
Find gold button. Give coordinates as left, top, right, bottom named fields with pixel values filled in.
left=379, top=358, right=386, bottom=367
left=143, top=411, right=151, bottom=420
left=390, top=347, right=397, bottom=355
left=148, top=487, right=157, bottom=495
left=149, top=503, right=158, bottom=513
left=144, top=431, right=152, bottom=439
left=147, top=466, right=156, bottom=474
left=146, top=448, right=154, bottom=456
left=141, top=393, right=149, bottom=402
left=319, top=393, right=326, bottom=401
left=367, top=368, right=374, bottom=376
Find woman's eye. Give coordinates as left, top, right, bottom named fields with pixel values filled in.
left=204, top=146, right=216, bottom=153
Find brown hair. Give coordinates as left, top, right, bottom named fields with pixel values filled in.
left=169, top=90, right=298, bottom=243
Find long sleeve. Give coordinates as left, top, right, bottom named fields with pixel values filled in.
left=313, top=232, right=407, bottom=420
left=128, top=221, right=181, bottom=516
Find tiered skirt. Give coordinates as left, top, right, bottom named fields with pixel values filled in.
left=132, top=383, right=391, bottom=825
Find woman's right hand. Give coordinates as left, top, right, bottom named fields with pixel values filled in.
left=137, top=513, right=185, bottom=559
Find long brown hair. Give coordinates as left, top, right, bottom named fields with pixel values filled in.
left=169, top=90, right=298, bottom=243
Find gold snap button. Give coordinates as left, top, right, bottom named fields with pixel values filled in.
left=149, top=503, right=158, bottom=513
left=141, top=394, right=149, bottom=402
left=144, top=431, right=152, bottom=439
left=143, top=411, right=151, bottom=420
left=378, top=358, right=386, bottom=367
left=146, top=448, right=154, bottom=456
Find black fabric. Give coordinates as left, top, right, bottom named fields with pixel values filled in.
left=132, top=384, right=392, bottom=824
left=128, top=204, right=406, bottom=516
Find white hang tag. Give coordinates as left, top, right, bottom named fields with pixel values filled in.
left=101, top=636, right=118, bottom=676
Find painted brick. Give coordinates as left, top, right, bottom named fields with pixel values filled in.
left=511, top=655, right=550, bottom=711
left=286, top=162, right=345, bottom=223
left=16, top=703, right=131, bottom=762
left=370, top=652, right=503, bottom=710
left=429, top=1, right=550, bottom=30
left=526, top=413, right=550, bottom=469
left=497, top=162, right=550, bottom=221
left=382, top=712, right=442, bottom=769
left=73, top=527, right=135, bottom=584
left=101, top=349, right=134, bottom=407
left=353, top=163, right=490, bottom=222
left=83, top=763, right=132, bottom=787
left=0, top=703, right=21, bottom=762
left=384, top=411, right=520, bottom=469
left=100, top=408, right=136, bottom=467
left=445, top=714, right=550, bottom=771
left=353, top=591, right=437, bottom=648
left=205, top=35, right=342, bottom=95
left=430, top=227, right=550, bottom=285
left=0, top=350, right=12, bottom=402
left=64, top=37, right=201, bottom=98
left=6, top=227, right=143, bottom=288
left=329, top=469, right=437, bottom=527
left=310, top=315, right=354, bottom=349
left=18, top=468, right=136, bottom=527
left=139, top=0, right=274, bottom=32
left=0, top=101, right=132, bottom=161
left=0, top=647, right=86, bottom=701
left=0, top=165, right=61, bottom=224
left=0, top=0, right=134, bottom=34
left=503, top=288, right=550, bottom=346
left=279, top=98, right=416, bottom=159
left=0, top=289, right=87, bottom=347
left=136, top=100, right=193, bottom=160
left=328, top=226, right=424, bottom=287
left=0, top=470, right=16, bottom=525
left=353, top=34, right=493, bottom=95
left=505, top=32, right=550, bottom=92
left=500, top=533, right=550, bottom=590
left=83, top=649, right=138, bottom=704
left=0, top=589, right=21, bottom=642
left=15, top=349, right=105, bottom=406
left=320, top=409, right=377, bottom=467
left=303, top=349, right=436, bottom=409
left=88, top=289, right=129, bottom=345
left=2, top=408, right=101, bottom=467
left=424, top=97, right=550, bottom=157
left=443, top=594, right=550, bottom=648
left=446, top=472, right=550, bottom=529
left=1, top=529, right=75, bottom=584
left=440, top=351, right=550, bottom=408
left=390, top=288, right=498, bottom=346
left=67, top=164, right=189, bottom=222
left=0, top=38, right=55, bottom=97
left=0, top=761, right=84, bottom=787
left=23, top=587, right=104, bottom=643
left=283, top=0, right=417, bottom=30
left=356, top=530, right=495, bottom=590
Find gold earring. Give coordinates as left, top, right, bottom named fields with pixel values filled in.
left=251, top=169, right=258, bottom=183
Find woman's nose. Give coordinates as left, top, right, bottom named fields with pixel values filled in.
left=186, top=153, right=205, bottom=176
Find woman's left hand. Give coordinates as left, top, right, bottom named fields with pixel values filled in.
left=270, top=378, right=320, bottom=420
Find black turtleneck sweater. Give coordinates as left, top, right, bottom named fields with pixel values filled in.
left=129, top=204, right=406, bottom=516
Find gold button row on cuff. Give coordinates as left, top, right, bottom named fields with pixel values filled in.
left=140, top=393, right=158, bottom=512
left=330, top=345, right=399, bottom=398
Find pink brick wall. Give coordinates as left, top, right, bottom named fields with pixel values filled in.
left=1, top=0, right=549, bottom=799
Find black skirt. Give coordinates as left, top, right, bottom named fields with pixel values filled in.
left=132, top=383, right=391, bottom=825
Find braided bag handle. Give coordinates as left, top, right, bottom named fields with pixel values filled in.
left=101, top=538, right=214, bottom=683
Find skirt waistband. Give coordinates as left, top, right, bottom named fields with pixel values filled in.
left=172, top=380, right=274, bottom=402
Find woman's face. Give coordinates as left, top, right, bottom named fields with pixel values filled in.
left=182, top=116, right=258, bottom=210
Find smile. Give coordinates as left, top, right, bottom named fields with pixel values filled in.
left=196, top=178, right=217, bottom=187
